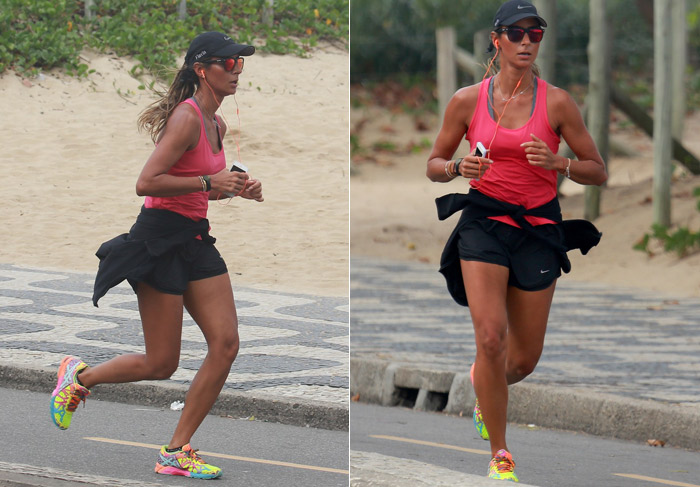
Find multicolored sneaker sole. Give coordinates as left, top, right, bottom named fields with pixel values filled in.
left=488, top=449, right=519, bottom=482
left=50, top=356, right=90, bottom=430
left=155, top=444, right=222, bottom=479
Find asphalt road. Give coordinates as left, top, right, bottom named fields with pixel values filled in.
left=0, top=387, right=348, bottom=487
left=350, top=402, right=700, bottom=487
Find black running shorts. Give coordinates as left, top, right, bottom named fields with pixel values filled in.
left=457, top=218, right=562, bottom=291
left=134, top=239, right=228, bottom=295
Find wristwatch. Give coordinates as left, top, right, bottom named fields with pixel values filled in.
left=454, top=158, right=463, bottom=177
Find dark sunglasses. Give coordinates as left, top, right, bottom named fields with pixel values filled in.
left=203, top=57, right=244, bottom=71
left=495, top=26, right=544, bottom=43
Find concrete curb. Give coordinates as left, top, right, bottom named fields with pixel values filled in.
left=350, top=358, right=700, bottom=450
left=0, top=364, right=348, bottom=432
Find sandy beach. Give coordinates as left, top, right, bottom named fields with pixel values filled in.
left=351, top=103, right=700, bottom=299
left=0, top=44, right=349, bottom=298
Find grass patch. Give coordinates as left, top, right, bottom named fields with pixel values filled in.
left=1, top=0, right=348, bottom=80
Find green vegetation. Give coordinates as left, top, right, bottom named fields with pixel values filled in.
left=0, top=0, right=348, bottom=78
left=634, top=187, right=700, bottom=257
left=351, top=0, right=700, bottom=111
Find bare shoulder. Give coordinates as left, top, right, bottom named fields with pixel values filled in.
left=157, top=101, right=201, bottom=148
left=545, top=82, right=584, bottom=131
left=169, top=102, right=201, bottom=129
left=545, top=83, right=579, bottom=111
left=444, top=81, right=484, bottom=128
left=450, top=82, right=482, bottom=108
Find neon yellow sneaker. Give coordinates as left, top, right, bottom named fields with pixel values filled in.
left=488, top=449, right=519, bottom=482
left=50, top=356, right=90, bottom=430
left=155, top=444, right=222, bottom=479
left=470, top=363, right=489, bottom=440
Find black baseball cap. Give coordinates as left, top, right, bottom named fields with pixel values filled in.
left=493, top=0, right=547, bottom=28
left=185, top=32, right=255, bottom=66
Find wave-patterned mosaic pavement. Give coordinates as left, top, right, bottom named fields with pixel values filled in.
left=351, top=257, right=700, bottom=406
left=0, top=264, right=348, bottom=406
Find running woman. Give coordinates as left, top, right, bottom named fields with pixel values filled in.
left=50, top=32, right=263, bottom=480
left=426, top=1, right=607, bottom=482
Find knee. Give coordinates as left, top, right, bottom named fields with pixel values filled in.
left=211, top=330, right=239, bottom=365
left=145, top=357, right=179, bottom=380
left=475, top=326, right=507, bottom=361
left=510, top=358, right=537, bottom=380
left=508, top=354, right=540, bottom=382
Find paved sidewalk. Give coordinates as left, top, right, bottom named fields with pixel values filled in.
left=350, top=257, right=700, bottom=450
left=0, top=264, right=348, bottom=430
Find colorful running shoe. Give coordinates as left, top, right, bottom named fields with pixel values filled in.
left=50, top=356, right=90, bottom=430
left=155, top=444, right=222, bottom=479
left=470, top=363, right=489, bottom=440
left=488, top=449, right=519, bottom=482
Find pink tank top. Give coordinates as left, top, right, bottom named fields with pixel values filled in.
left=145, top=98, right=226, bottom=221
left=466, top=77, right=560, bottom=226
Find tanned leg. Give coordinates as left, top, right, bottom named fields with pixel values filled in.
left=167, top=273, right=239, bottom=449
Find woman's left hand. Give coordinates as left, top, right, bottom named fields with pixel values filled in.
left=240, top=178, right=264, bottom=202
left=521, top=133, right=561, bottom=171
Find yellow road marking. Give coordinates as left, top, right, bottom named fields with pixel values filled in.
left=613, top=474, right=700, bottom=487
left=84, top=437, right=348, bottom=475
left=370, top=435, right=490, bottom=455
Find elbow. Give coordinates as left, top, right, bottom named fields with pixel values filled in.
left=426, top=164, right=439, bottom=182
left=135, top=179, right=148, bottom=196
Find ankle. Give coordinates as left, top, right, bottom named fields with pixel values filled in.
left=76, top=368, right=90, bottom=388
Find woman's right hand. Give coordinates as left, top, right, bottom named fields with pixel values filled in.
left=457, top=148, right=493, bottom=179
left=210, top=168, right=249, bottom=195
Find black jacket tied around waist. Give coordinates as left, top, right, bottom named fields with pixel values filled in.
left=436, top=190, right=602, bottom=307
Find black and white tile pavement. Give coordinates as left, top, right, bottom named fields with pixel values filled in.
left=351, top=257, right=700, bottom=407
left=0, top=264, right=348, bottom=407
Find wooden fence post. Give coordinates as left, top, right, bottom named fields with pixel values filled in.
left=85, top=0, right=94, bottom=19
left=671, top=0, right=687, bottom=142
left=534, top=0, right=556, bottom=83
left=584, top=0, right=610, bottom=221
left=436, top=26, right=457, bottom=120
left=472, top=29, right=490, bottom=82
left=653, top=0, right=673, bottom=227
left=262, top=0, right=275, bottom=27
left=178, top=0, right=187, bottom=20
